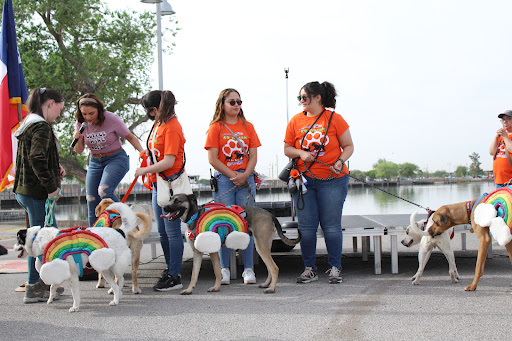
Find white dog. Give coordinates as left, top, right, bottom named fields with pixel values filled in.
left=401, top=212, right=460, bottom=285
left=15, top=203, right=137, bottom=312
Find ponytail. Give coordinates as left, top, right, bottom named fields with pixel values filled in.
left=141, top=90, right=177, bottom=123
left=301, top=81, right=338, bottom=109
left=27, top=87, right=64, bottom=118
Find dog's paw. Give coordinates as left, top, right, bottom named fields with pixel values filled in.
left=109, top=300, right=118, bottom=306
left=450, top=272, right=460, bottom=283
left=180, top=289, right=193, bottom=295
left=132, top=287, right=142, bottom=294
left=108, top=287, right=114, bottom=295
left=464, top=284, right=477, bottom=291
left=207, top=286, right=220, bottom=292
left=69, top=307, right=79, bottom=313
left=96, top=283, right=105, bottom=289
left=263, top=288, right=275, bottom=294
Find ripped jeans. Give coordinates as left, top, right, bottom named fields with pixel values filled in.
left=85, top=149, right=129, bottom=226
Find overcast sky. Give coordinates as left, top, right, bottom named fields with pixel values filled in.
left=107, top=0, right=512, bottom=181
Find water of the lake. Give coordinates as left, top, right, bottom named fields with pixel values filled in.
left=53, top=181, right=497, bottom=221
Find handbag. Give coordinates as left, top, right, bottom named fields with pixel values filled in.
left=220, top=121, right=263, bottom=190
left=156, top=170, right=193, bottom=208
left=147, top=122, right=192, bottom=207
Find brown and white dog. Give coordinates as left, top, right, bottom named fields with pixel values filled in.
left=401, top=212, right=459, bottom=284
left=162, top=194, right=301, bottom=294
left=427, top=195, right=512, bottom=291
left=94, top=199, right=152, bottom=294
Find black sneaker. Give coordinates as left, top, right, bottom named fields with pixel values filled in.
left=296, top=267, right=318, bottom=283
left=153, top=269, right=169, bottom=291
left=326, top=266, right=343, bottom=284
left=154, top=274, right=183, bottom=292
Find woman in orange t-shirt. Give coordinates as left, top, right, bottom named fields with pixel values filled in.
left=490, top=110, right=512, bottom=188
left=135, top=90, right=185, bottom=292
left=284, top=81, right=354, bottom=285
left=205, top=88, right=261, bottom=285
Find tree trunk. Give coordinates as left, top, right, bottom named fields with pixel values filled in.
left=60, top=157, right=87, bottom=182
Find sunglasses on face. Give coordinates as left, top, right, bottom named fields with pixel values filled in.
left=297, top=95, right=309, bottom=101
left=501, top=116, right=512, bottom=123
left=226, top=99, right=242, bottom=106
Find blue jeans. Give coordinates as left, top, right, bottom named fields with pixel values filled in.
left=152, top=184, right=183, bottom=276
left=213, top=170, right=256, bottom=269
left=292, top=175, right=349, bottom=271
left=15, top=193, right=57, bottom=285
left=86, top=149, right=129, bottom=226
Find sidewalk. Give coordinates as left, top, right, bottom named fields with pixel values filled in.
left=1, top=234, right=512, bottom=340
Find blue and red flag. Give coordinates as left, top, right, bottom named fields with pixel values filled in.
left=0, top=0, right=28, bottom=192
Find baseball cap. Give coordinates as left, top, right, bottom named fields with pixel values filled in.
left=498, top=110, right=512, bottom=119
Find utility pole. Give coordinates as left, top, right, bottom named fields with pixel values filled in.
left=284, top=67, right=289, bottom=124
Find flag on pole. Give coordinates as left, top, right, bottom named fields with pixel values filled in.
left=0, top=0, right=28, bottom=192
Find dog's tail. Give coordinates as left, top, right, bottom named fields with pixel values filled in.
left=129, top=212, right=153, bottom=240
left=106, top=202, right=138, bottom=234
left=273, top=216, right=301, bottom=246
left=409, top=212, right=430, bottom=237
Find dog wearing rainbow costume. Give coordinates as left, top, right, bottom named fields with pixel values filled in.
left=428, top=186, right=512, bottom=292
left=94, top=199, right=152, bottom=294
left=161, top=193, right=301, bottom=294
left=14, top=202, right=139, bottom=312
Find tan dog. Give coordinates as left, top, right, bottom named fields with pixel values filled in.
left=95, top=199, right=152, bottom=294
left=162, top=194, right=301, bottom=294
left=427, top=196, right=507, bottom=291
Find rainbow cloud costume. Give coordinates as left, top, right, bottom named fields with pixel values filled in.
left=187, top=203, right=250, bottom=254
left=38, top=228, right=117, bottom=286
left=474, top=186, right=512, bottom=246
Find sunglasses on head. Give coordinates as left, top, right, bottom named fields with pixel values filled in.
left=226, top=99, right=242, bottom=106
left=297, top=95, right=309, bottom=101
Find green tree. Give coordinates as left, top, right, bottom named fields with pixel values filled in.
left=469, top=152, right=483, bottom=177
left=365, top=170, right=377, bottom=179
left=10, top=0, right=179, bottom=180
left=349, top=169, right=365, bottom=180
left=455, top=165, right=468, bottom=177
left=373, top=159, right=399, bottom=179
left=432, top=170, right=449, bottom=177
left=398, top=162, right=419, bottom=178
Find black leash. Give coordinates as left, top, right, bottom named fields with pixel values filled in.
left=310, top=158, right=433, bottom=213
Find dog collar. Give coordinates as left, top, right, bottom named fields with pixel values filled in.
left=186, top=212, right=199, bottom=225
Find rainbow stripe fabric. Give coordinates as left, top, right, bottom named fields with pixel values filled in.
left=194, top=204, right=248, bottom=245
left=42, top=230, right=108, bottom=264
left=483, top=186, right=512, bottom=229
left=92, top=210, right=120, bottom=227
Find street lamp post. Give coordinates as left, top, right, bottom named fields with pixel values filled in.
left=141, top=0, right=175, bottom=90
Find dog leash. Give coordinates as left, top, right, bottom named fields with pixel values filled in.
left=301, top=158, right=433, bottom=214
left=121, top=153, right=153, bottom=203
left=44, top=189, right=62, bottom=227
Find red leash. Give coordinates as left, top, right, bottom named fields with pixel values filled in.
left=120, top=153, right=153, bottom=203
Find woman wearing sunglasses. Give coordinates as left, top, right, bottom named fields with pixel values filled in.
left=72, top=93, right=144, bottom=226
left=284, top=81, right=354, bottom=284
left=205, top=88, right=261, bottom=285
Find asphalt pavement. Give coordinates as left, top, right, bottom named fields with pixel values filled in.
left=1, top=234, right=512, bottom=341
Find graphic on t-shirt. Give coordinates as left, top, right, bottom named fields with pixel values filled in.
left=222, top=133, right=248, bottom=167
left=497, top=141, right=508, bottom=158
left=148, top=129, right=160, bottom=161
left=86, top=131, right=107, bottom=151
left=300, top=124, right=329, bottom=157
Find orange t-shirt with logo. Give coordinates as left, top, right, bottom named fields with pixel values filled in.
left=284, top=109, right=349, bottom=179
left=204, top=119, right=261, bottom=171
left=493, top=134, right=512, bottom=184
left=148, top=117, right=186, bottom=182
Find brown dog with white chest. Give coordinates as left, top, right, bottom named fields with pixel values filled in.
left=95, top=198, right=152, bottom=294
left=427, top=195, right=512, bottom=291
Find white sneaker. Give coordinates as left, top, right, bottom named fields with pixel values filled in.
left=242, top=268, right=256, bottom=284
left=221, top=268, right=230, bottom=285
